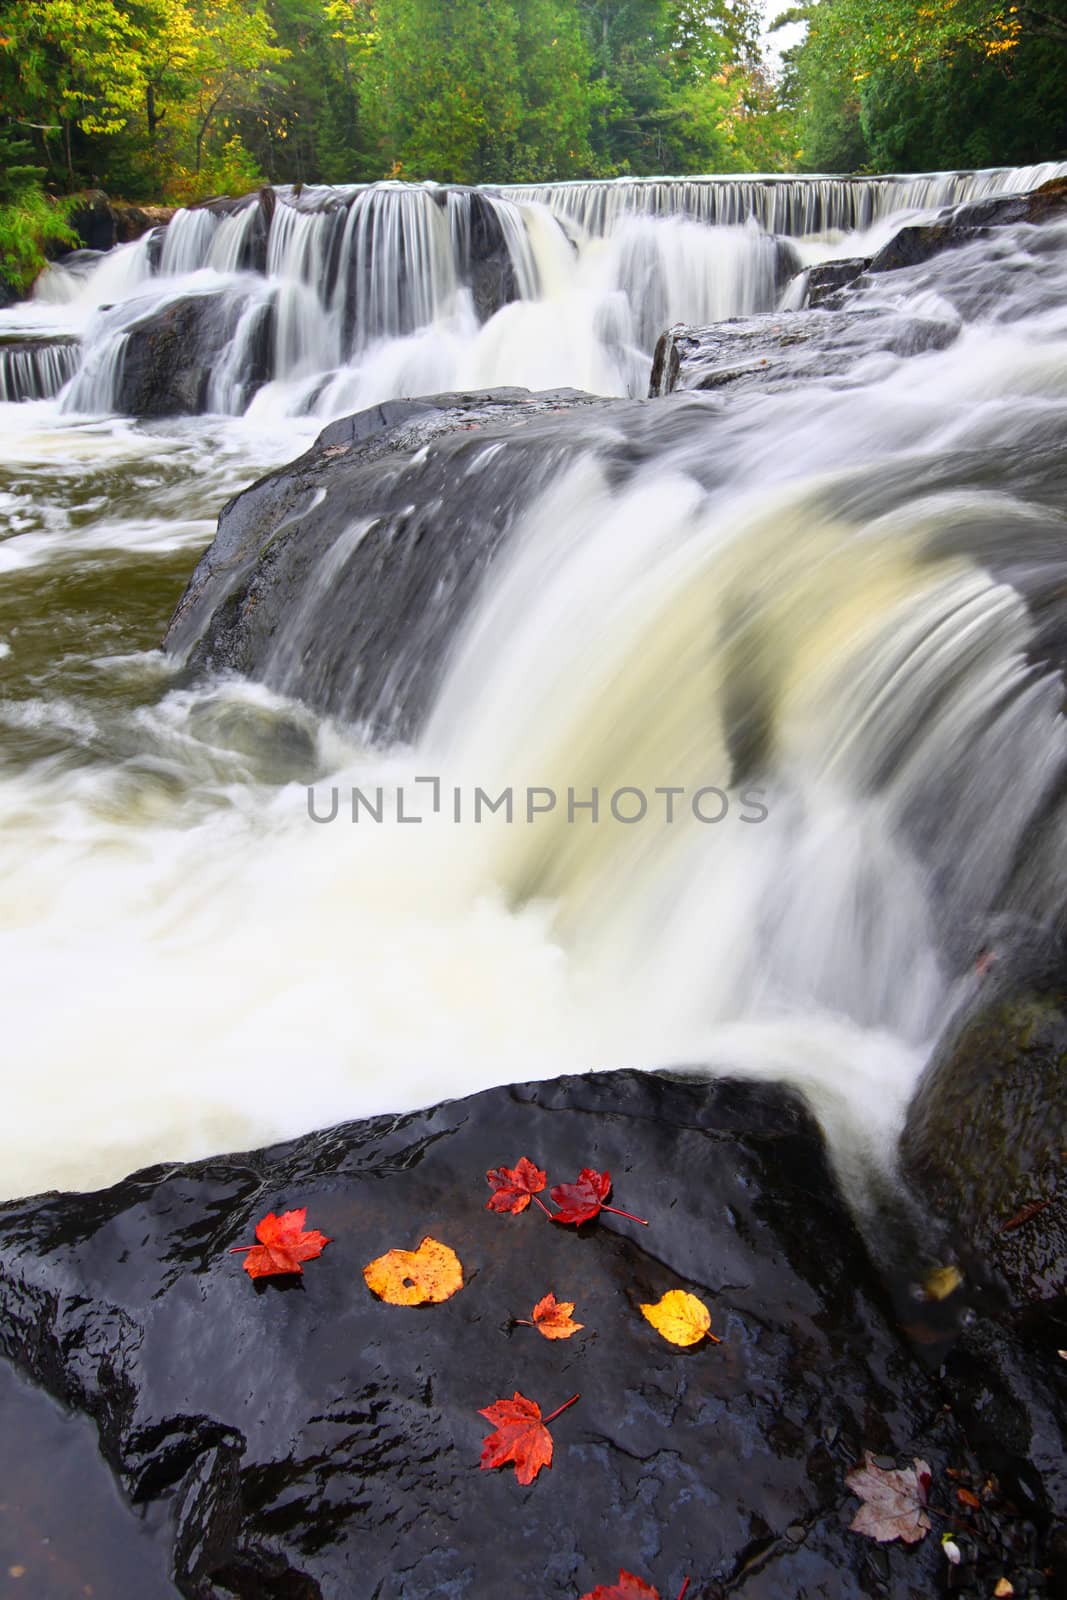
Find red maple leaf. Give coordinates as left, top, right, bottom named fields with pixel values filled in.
left=478, top=1392, right=579, bottom=1485
left=579, top=1575, right=690, bottom=1600
left=550, top=1167, right=648, bottom=1227
left=230, top=1208, right=332, bottom=1279
left=485, top=1156, right=552, bottom=1216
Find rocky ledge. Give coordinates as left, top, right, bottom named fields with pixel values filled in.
left=652, top=175, right=1067, bottom=398
left=162, top=387, right=616, bottom=737
left=1, top=1068, right=1065, bottom=1599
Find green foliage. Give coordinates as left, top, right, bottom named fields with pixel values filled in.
left=783, top=0, right=1067, bottom=173
left=0, top=0, right=784, bottom=195
left=0, top=183, right=76, bottom=293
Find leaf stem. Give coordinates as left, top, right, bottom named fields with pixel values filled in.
left=677, top=1581, right=691, bottom=1600
left=542, top=1393, right=580, bottom=1426
left=533, top=1194, right=554, bottom=1217
left=229, top=1245, right=253, bottom=1253
left=603, top=1204, right=649, bottom=1226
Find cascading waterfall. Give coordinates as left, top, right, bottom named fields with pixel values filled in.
left=0, top=340, right=78, bottom=401
left=3, top=159, right=1063, bottom=417
left=498, top=161, right=1067, bottom=234
left=3, top=160, right=1067, bottom=1199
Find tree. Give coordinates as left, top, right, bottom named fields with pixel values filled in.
left=782, top=0, right=1067, bottom=172
left=363, top=0, right=523, bottom=181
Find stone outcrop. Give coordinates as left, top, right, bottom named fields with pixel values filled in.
left=3, top=1069, right=1062, bottom=1598
left=649, top=307, right=958, bottom=397
left=113, top=291, right=273, bottom=418
left=163, top=388, right=613, bottom=736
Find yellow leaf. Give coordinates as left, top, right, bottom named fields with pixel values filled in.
left=363, top=1235, right=464, bottom=1305
left=922, top=1264, right=963, bottom=1302
left=640, top=1289, right=719, bottom=1347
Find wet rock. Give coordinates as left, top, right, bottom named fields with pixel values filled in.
left=463, top=190, right=522, bottom=322
left=804, top=257, right=871, bottom=307
left=163, top=387, right=614, bottom=735
left=113, top=291, right=271, bottom=418
left=0, top=1360, right=175, bottom=1598
left=649, top=307, right=958, bottom=397
left=0, top=1070, right=970, bottom=1599
left=64, top=189, right=176, bottom=253
left=870, top=176, right=1067, bottom=275
left=899, top=926, right=1067, bottom=1334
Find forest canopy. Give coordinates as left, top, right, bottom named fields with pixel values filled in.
left=0, top=0, right=1064, bottom=221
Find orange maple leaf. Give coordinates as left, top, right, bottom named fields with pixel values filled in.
left=517, top=1291, right=584, bottom=1340
left=478, top=1392, right=579, bottom=1485
left=580, top=1574, right=690, bottom=1600
left=230, top=1208, right=331, bottom=1279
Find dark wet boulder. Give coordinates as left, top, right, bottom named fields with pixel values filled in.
left=870, top=176, right=1067, bottom=275
left=163, top=388, right=613, bottom=735
left=463, top=191, right=522, bottom=322
left=0, top=1068, right=1016, bottom=1600
left=0, top=334, right=79, bottom=402
left=803, top=257, right=871, bottom=307
left=649, top=307, right=958, bottom=397
left=113, top=291, right=272, bottom=418
left=64, top=189, right=176, bottom=253
left=900, top=927, right=1067, bottom=1334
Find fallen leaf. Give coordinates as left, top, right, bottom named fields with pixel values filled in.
left=519, top=1291, right=584, bottom=1340
left=640, top=1289, right=719, bottom=1347
left=486, top=1156, right=551, bottom=1216
left=363, top=1236, right=463, bottom=1305
left=579, top=1575, right=691, bottom=1600
left=922, top=1264, right=964, bottom=1301
left=230, top=1208, right=332, bottom=1279
left=578, top=1572, right=659, bottom=1600
left=846, top=1453, right=932, bottom=1545
left=550, top=1167, right=648, bottom=1227
left=941, top=1534, right=962, bottom=1566
left=956, top=1486, right=981, bottom=1509
left=479, top=1391, right=579, bottom=1485
left=994, top=1581, right=1014, bottom=1598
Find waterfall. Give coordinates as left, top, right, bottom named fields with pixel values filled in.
left=0, top=340, right=79, bottom=401
left=498, top=161, right=1067, bottom=236
left=3, top=160, right=1067, bottom=1197
left=1, top=159, right=1056, bottom=414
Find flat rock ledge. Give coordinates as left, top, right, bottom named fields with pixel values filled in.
left=1, top=1069, right=1065, bottom=1599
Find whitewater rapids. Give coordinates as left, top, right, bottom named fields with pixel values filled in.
left=2, top=164, right=1067, bottom=1200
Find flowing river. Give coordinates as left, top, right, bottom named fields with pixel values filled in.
left=3, top=164, right=1067, bottom=1202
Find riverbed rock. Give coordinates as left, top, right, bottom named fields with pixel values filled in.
left=163, top=387, right=615, bottom=735
left=64, top=189, right=176, bottom=253
left=804, top=257, right=871, bottom=307
left=649, top=306, right=958, bottom=397
left=869, top=175, right=1067, bottom=275
left=113, top=290, right=273, bottom=418
left=462, top=190, right=523, bottom=322
left=0, top=1067, right=1040, bottom=1600
left=899, top=924, right=1067, bottom=1336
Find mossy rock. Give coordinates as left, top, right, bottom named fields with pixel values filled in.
left=901, top=989, right=1067, bottom=1324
